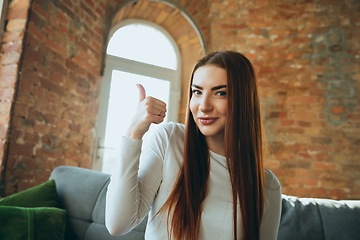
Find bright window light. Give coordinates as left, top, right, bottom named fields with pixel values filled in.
left=107, top=23, right=177, bottom=70
left=101, top=70, right=170, bottom=174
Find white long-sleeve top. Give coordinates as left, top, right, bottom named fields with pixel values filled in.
left=106, top=122, right=282, bottom=240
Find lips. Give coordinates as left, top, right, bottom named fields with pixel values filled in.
left=198, top=117, right=219, bottom=125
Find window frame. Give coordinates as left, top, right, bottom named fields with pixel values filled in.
left=92, top=19, right=182, bottom=171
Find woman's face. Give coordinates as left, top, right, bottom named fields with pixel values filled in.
left=190, top=65, right=228, bottom=142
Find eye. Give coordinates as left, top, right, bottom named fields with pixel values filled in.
left=216, top=91, right=227, bottom=96
left=192, top=90, right=202, bottom=95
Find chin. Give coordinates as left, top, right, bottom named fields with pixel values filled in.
left=198, top=126, right=224, bottom=138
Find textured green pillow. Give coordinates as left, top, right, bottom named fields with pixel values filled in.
left=0, top=180, right=60, bottom=208
left=0, top=179, right=80, bottom=240
left=0, top=206, right=66, bottom=240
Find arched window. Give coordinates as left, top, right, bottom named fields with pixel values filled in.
left=93, top=19, right=181, bottom=173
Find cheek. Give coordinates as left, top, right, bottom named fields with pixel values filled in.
left=221, top=101, right=228, bottom=116
left=189, top=98, right=197, bottom=115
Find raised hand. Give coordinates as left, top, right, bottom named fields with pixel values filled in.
left=125, top=84, right=167, bottom=140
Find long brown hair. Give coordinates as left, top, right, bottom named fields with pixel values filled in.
left=160, top=51, right=265, bottom=240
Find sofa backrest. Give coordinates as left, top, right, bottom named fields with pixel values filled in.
left=51, top=166, right=360, bottom=240
left=50, top=166, right=147, bottom=240
left=278, top=195, right=360, bottom=240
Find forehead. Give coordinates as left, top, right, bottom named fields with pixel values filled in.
left=192, top=65, right=227, bottom=86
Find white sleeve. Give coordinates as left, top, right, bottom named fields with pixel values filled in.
left=260, top=170, right=282, bottom=240
left=105, top=124, right=171, bottom=236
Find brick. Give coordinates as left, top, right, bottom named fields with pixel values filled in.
left=295, top=168, right=311, bottom=178
left=321, top=180, right=352, bottom=189
left=35, top=170, right=51, bottom=181
left=6, top=7, right=29, bottom=20
left=7, top=19, right=27, bottom=31
left=40, top=79, right=65, bottom=96
left=44, top=113, right=57, bottom=125
left=24, top=132, right=39, bottom=145
left=0, top=102, right=12, bottom=113
left=269, top=111, right=287, bottom=118
left=277, top=127, right=304, bottom=134
left=9, top=142, right=34, bottom=156
left=328, top=189, right=346, bottom=200
left=28, top=22, right=46, bottom=41
left=73, top=56, right=91, bottom=72
left=18, top=79, right=33, bottom=92
left=0, top=88, right=15, bottom=100
left=2, top=31, right=24, bottom=42
left=28, top=108, right=43, bottom=122
left=297, top=121, right=311, bottom=127
left=0, top=64, right=18, bottom=77
left=287, top=96, right=318, bottom=104
left=2, top=41, right=23, bottom=53
left=45, top=38, right=69, bottom=58
left=291, top=111, right=317, bottom=120
left=36, top=148, right=63, bottom=159
left=41, top=135, right=56, bottom=148
left=32, top=2, right=49, bottom=19
left=31, top=87, right=44, bottom=99
left=56, top=118, right=68, bottom=129
left=279, top=119, right=295, bottom=126
left=69, top=123, right=80, bottom=132
left=13, top=103, right=28, bottom=116
left=9, top=0, right=31, bottom=9
left=315, top=153, right=330, bottom=161
left=311, top=137, right=332, bottom=145
left=23, top=45, right=44, bottom=65
left=44, top=91, right=59, bottom=104
left=0, top=126, right=8, bottom=138
left=298, top=152, right=313, bottom=160
left=286, top=177, right=318, bottom=187
left=310, top=188, right=327, bottom=198
left=1, top=53, right=21, bottom=65
left=313, top=162, right=337, bottom=171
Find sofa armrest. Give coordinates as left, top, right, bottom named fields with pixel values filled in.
left=50, top=166, right=147, bottom=240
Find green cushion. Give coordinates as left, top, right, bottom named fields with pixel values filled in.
left=0, top=206, right=66, bottom=240
left=0, top=179, right=79, bottom=240
left=0, top=180, right=60, bottom=208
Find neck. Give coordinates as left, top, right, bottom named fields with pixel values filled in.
left=205, top=134, right=225, bottom=156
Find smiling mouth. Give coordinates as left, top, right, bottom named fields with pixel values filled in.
left=198, top=117, right=218, bottom=125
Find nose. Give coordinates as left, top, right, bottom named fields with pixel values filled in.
left=199, top=95, right=213, bottom=112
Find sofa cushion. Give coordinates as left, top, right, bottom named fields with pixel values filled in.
left=0, top=206, right=66, bottom=240
left=278, top=195, right=360, bottom=240
left=316, top=199, right=360, bottom=240
left=278, top=195, right=324, bottom=240
left=0, top=179, right=79, bottom=240
left=0, top=180, right=60, bottom=208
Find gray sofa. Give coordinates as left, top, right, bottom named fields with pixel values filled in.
left=50, top=166, right=360, bottom=240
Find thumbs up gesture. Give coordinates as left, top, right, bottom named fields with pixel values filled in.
left=125, top=84, right=167, bottom=140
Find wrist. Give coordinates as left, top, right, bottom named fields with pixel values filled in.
left=125, top=130, right=144, bottom=140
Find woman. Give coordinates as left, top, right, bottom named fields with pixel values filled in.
left=105, top=51, right=282, bottom=240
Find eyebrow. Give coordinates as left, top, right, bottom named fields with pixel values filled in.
left=191, top=84, right=227, bottom=91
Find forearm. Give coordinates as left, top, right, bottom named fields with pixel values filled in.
left=105, top=137, right=146, bottom=236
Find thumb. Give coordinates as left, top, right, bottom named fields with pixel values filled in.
left=137, top=84, right=146, bottom=103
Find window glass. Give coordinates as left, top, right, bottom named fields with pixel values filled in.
left=107, top=23, right=177, bottom=70
left=101, top=70, right=170, bottom=174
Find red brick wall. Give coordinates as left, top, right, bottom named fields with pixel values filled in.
left=0, top=0, right=32, bottom=196
left=0, top=0, right=359, bottom=200
left=0, top=0, right=106, bottom=195
left=209, top=0, right=360, bottom=199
